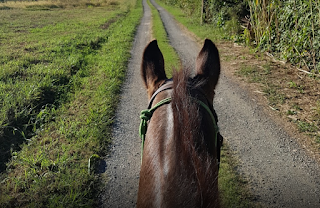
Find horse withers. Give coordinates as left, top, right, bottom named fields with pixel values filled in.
left=137, top=39, right=221, bottom=208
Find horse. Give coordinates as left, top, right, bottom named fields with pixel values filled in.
left=137, top=39, right=221, bottom=208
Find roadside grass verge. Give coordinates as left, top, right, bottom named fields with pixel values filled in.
left=236, top=61, right=320, bottom=148
left=219, top=145, right=260, bottom=208
left=151, top=1, right=257, bottom=207
left=0, top=0, right=142, bottom=207
left=218, top=145, right=260, bottom=207
left=147, top=0, right=180, bottom=78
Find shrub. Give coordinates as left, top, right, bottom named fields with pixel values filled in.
left=245, top=0, right=320, bottom=73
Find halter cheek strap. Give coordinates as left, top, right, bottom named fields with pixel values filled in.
left=139, top=97, right=172, bottom=161
left=147, top=79, right=173, bottom=109
left=139, top=80, right=173, bottom=163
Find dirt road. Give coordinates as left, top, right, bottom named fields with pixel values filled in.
left=100, top=0, right=320, bottom=207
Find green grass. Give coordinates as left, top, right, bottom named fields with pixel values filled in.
left=0, top=0, right=142, bottom=207
left=263, top=84, right=286, bottom=106
left=147, top=0, right=180, bottom=77
left=297, top=121, right=318, bottom=133
left=287, top=81, right=305, bottom=94
left=237, top=65, right=261, bottom=82
left=219, top=145, right=260, bottom=208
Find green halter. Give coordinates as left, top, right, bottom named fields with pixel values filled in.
left=139, top=97, right=219, bottom=162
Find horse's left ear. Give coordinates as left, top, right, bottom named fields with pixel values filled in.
left=195, top=39, right=220, bottom=101
left=141, top=40, right=168, bottom=99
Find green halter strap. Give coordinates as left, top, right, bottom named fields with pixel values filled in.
left=139, top=97, right=172, bottom=162
left=139, top=96, right=219, bottom=163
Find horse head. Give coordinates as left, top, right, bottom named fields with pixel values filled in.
left=138, top=39, right=221, bottom=208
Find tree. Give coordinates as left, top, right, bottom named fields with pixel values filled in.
left=201, top=0, right=208, bottom=24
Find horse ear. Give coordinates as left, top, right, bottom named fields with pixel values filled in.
left=195, top=39, right=220, bottom=99
left=141, top=40, right=167, bottom=98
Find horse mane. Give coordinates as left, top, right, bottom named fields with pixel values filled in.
left=171, top=68, right=213, bottom=156
left=172, top=68, right=200, bottom=152
left=171, top=68, right=219, bottom=207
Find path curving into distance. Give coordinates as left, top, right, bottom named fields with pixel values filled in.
left=100, top=0, right=320, bottom=207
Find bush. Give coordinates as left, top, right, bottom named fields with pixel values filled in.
left=245, top=0, right=320, bottom=72
left=162, top=0, right=320, bottom=73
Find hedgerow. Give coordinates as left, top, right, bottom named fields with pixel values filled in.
left=245, top=0, right=320, bottom=73
left=161, top=0, right=320, bottom=73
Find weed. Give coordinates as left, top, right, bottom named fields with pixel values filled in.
left=292, top=103, right=302, bottom=111
left=237, top=64, right=256, bottom=77
left=263, top=85, right=286, bottom=105
left=262, top=64, right=272, bottom=75
left=312, top=101, right=320, bottom=124
left=237, top=64, right=263, bottom=83
left=297, top=121, right=318, bottom=133
left=288, top=81, right=305, bottom=93
left=287, top=110, right=297, bottom=115
left=223, top=55, right=237, bottom=62
left=288, top=81, right=298, bottom=89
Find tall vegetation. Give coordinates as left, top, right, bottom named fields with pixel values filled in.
left=245, top=0, right=320, bottom=73
left=162, top=0, right=246, bottom=24
left=161, top=0, right=320, bottom=73
left=161, top=0, right=248, bottom=41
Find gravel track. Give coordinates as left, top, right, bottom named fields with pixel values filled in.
left=100, top=0, right=320, bottom=207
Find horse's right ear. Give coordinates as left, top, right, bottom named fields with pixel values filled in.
left=195, top=39, right=220, bottom=102
left=141, top=40, right=167, bottom=99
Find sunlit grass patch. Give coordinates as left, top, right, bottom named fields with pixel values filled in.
left=297, top=121, right=318, bottom=133
left=0, top=0, right=142, bottom=206
left=219, top=144, right=260, bottom=208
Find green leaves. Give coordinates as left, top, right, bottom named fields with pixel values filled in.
left=247, top=0, right=320, bottom=73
